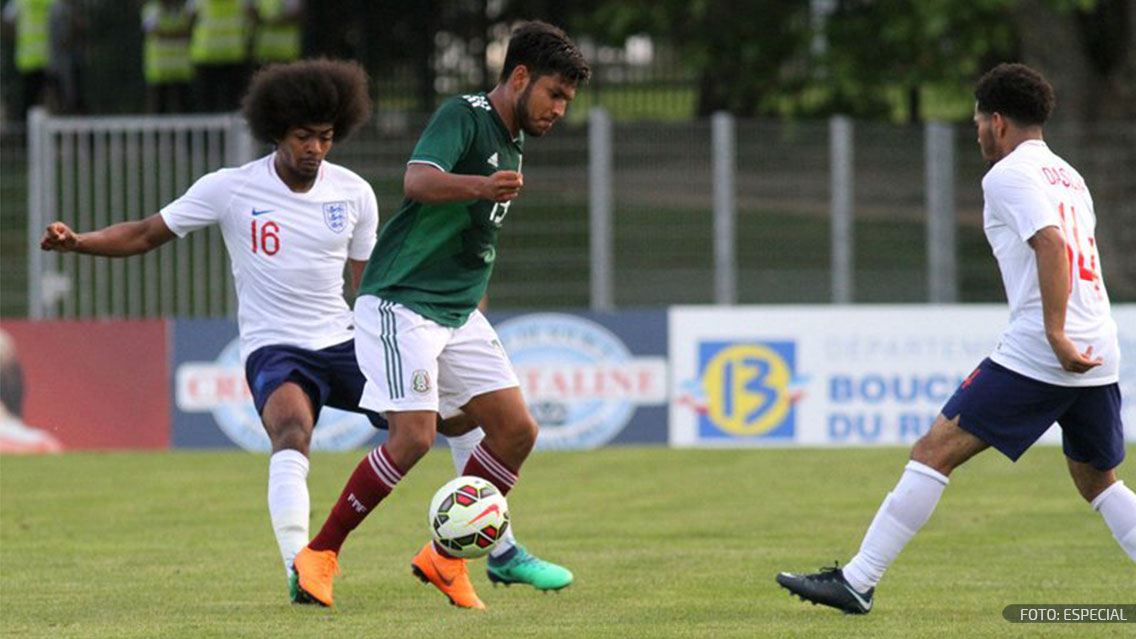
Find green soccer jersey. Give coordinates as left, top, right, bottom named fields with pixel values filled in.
left=358, top=93, right=524, bottom=326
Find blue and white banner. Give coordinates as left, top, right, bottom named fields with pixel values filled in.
left=669, top=305, right=1136, bottom=447
left=488, top=310, right=669, bottom=449
left=170, top=312, right=670, bottom=451
left=171, top=318, right=381, bottom=451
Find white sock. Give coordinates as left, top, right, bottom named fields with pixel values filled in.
left=843, top=461, right=949, bottom=593
left=446, top=427, right=485, bottom=476
left=268, top=449, right=310, bottom=578
left=490, top=524, right=517, bottom=559
left=1091, top=480, right=1136, bottom=562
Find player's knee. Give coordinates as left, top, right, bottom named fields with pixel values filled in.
left=909, top=436, right=955, bottom=477
left=393, top=426, right=436, bottom=461
left=265, top=414, right=312, bottom=452
left=501, top=415, right=538, bottom=458
left=1071, top=470, right=1116, bottom=503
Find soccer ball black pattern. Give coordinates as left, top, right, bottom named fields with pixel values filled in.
left=428, top=476, right=511, bottom=559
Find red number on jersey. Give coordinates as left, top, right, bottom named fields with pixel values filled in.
left=251, top=220, right=281, bottom=256
left=1057, top=202, right=1099, bottom=294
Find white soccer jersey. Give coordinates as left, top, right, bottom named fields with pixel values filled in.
left=161, top=153, right=379, bottom=362
left=982, top=139, right=1118, bottom=386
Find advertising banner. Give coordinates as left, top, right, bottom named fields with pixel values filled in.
left=669, top=305, right=1136, bottom=447
left=170, top=318, right=382, bottom=451
left=172, top=312, right=669, bottom=451
left=0, top=319, right=170, bottom=452
left=487, top=310, right=669, bottom=448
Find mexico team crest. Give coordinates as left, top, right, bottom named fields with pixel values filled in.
left=323, top=201, right=347, bottom=233
left=412, top=369, right=432, bottom=394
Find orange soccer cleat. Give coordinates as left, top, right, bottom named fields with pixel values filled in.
left=410, top=541, right=486, bottom=610
left=292, top=546, right=340, bottom=607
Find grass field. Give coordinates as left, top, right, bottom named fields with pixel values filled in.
left=2, top=446, right=1133, bottom=638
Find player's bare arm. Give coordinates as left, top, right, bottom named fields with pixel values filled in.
left=403, top=163, right=522, bottom=205
left=348, top=259, right=367, bottom=293
left=1029, top=225, right=1102, bottom=373
left=39, top=214, right=177, bottom=257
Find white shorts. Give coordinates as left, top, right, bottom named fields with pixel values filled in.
left=354, top=295, right=519, bottom=417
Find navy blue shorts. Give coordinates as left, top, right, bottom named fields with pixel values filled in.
left=244, top=340, right=389, bottom=430
left=941, top=358, right=1124, bottom=471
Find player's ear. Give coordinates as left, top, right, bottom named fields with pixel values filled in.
left=991, top=112, right=1005, bottom=137
left=510, top=64, right=530, bottom=91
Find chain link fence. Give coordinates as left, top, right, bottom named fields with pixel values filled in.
left=4, top=114, right=1134, bottom=318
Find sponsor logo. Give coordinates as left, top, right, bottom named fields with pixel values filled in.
left=678, top=340, right=805, bottom=439
left=323, top=201, right=347, bottom=233
left=496, top=313, right=667, bottom=450
left=468, top=503, right=500, bottom=525
left=844, top=583, right=873, bottom=611
left=412, top=369, right=431, bottom=394
left=175, top=338, right=377, bottom=451
left=347, top=493, right=368, bottom=513
left=487, top=152, right=499, bottom=168
left=429, top=556, right=456, bottom=586
left=463, top=94, right=491, bottom=111
left=251, top=208, right=273, bottom=216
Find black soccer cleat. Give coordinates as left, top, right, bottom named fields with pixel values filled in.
left=776, top=565, right=874, bottom=614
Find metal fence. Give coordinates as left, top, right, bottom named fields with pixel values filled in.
left=25, top=109, right=254, bottom=318
left=15, top=110, right=1136, bottom=319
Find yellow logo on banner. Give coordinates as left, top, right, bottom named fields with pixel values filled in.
left=702, top=344, right=791, bottom=436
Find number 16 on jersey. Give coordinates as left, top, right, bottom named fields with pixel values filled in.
left=251, top=220, right=280, bottom=256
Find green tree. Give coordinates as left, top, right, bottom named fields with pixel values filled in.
left=817, top=0, right=1016, bottom=122
left=557, top=0, right=1131, bottom=122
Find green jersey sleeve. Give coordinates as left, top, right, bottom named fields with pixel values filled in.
left=408, top=98, right=477, bottom=172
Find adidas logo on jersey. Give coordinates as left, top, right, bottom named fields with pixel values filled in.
left=488, top=152, right=499, bottom=168
left=463, top=94, right=491, bottom=111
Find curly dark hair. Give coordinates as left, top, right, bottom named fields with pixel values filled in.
left=242, top=59, right=372, bottom=144
left=499, top=21, right=590, bottom=85
left=974, top=63, right=1055, bottom=126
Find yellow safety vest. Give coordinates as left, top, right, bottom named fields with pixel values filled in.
left=189, top=0, right=247, bottom=65
left=142, top=1, right=193, bottom=84
left=253, top=0, right=300, bottom=63
left=14, top=0, right=54, bottom=73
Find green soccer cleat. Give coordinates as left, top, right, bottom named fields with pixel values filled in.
left=486, top=543, right=573, bottom=591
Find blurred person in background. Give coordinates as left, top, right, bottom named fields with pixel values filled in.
left=2, top=0, right=54, bottom=120
left=188, top=0, right=248, bottom=111
left=247, top=0, right=301, bottom=69
left=46, top=0, right=84, bottom=113
left=142, top=0, right=193, bottom=113
left=0, top=328, right=63, bottom=454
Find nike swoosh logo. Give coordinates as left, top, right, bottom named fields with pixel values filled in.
left=844, top=583, right=872, bottom=611
left=468, top=504, right=500, bottom=525
left=430, top=557, right=456, bottom=587
left=252, top=208, right=273, bottom=216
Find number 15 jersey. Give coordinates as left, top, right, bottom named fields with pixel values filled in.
left=358, top=93, right=525, bottom=328
left=160, top=153, right=379, bottom=362
left=982, top=139, right=1118, bottom=386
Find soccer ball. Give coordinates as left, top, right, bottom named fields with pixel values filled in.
left=428, top=476, right=510, bottom=559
